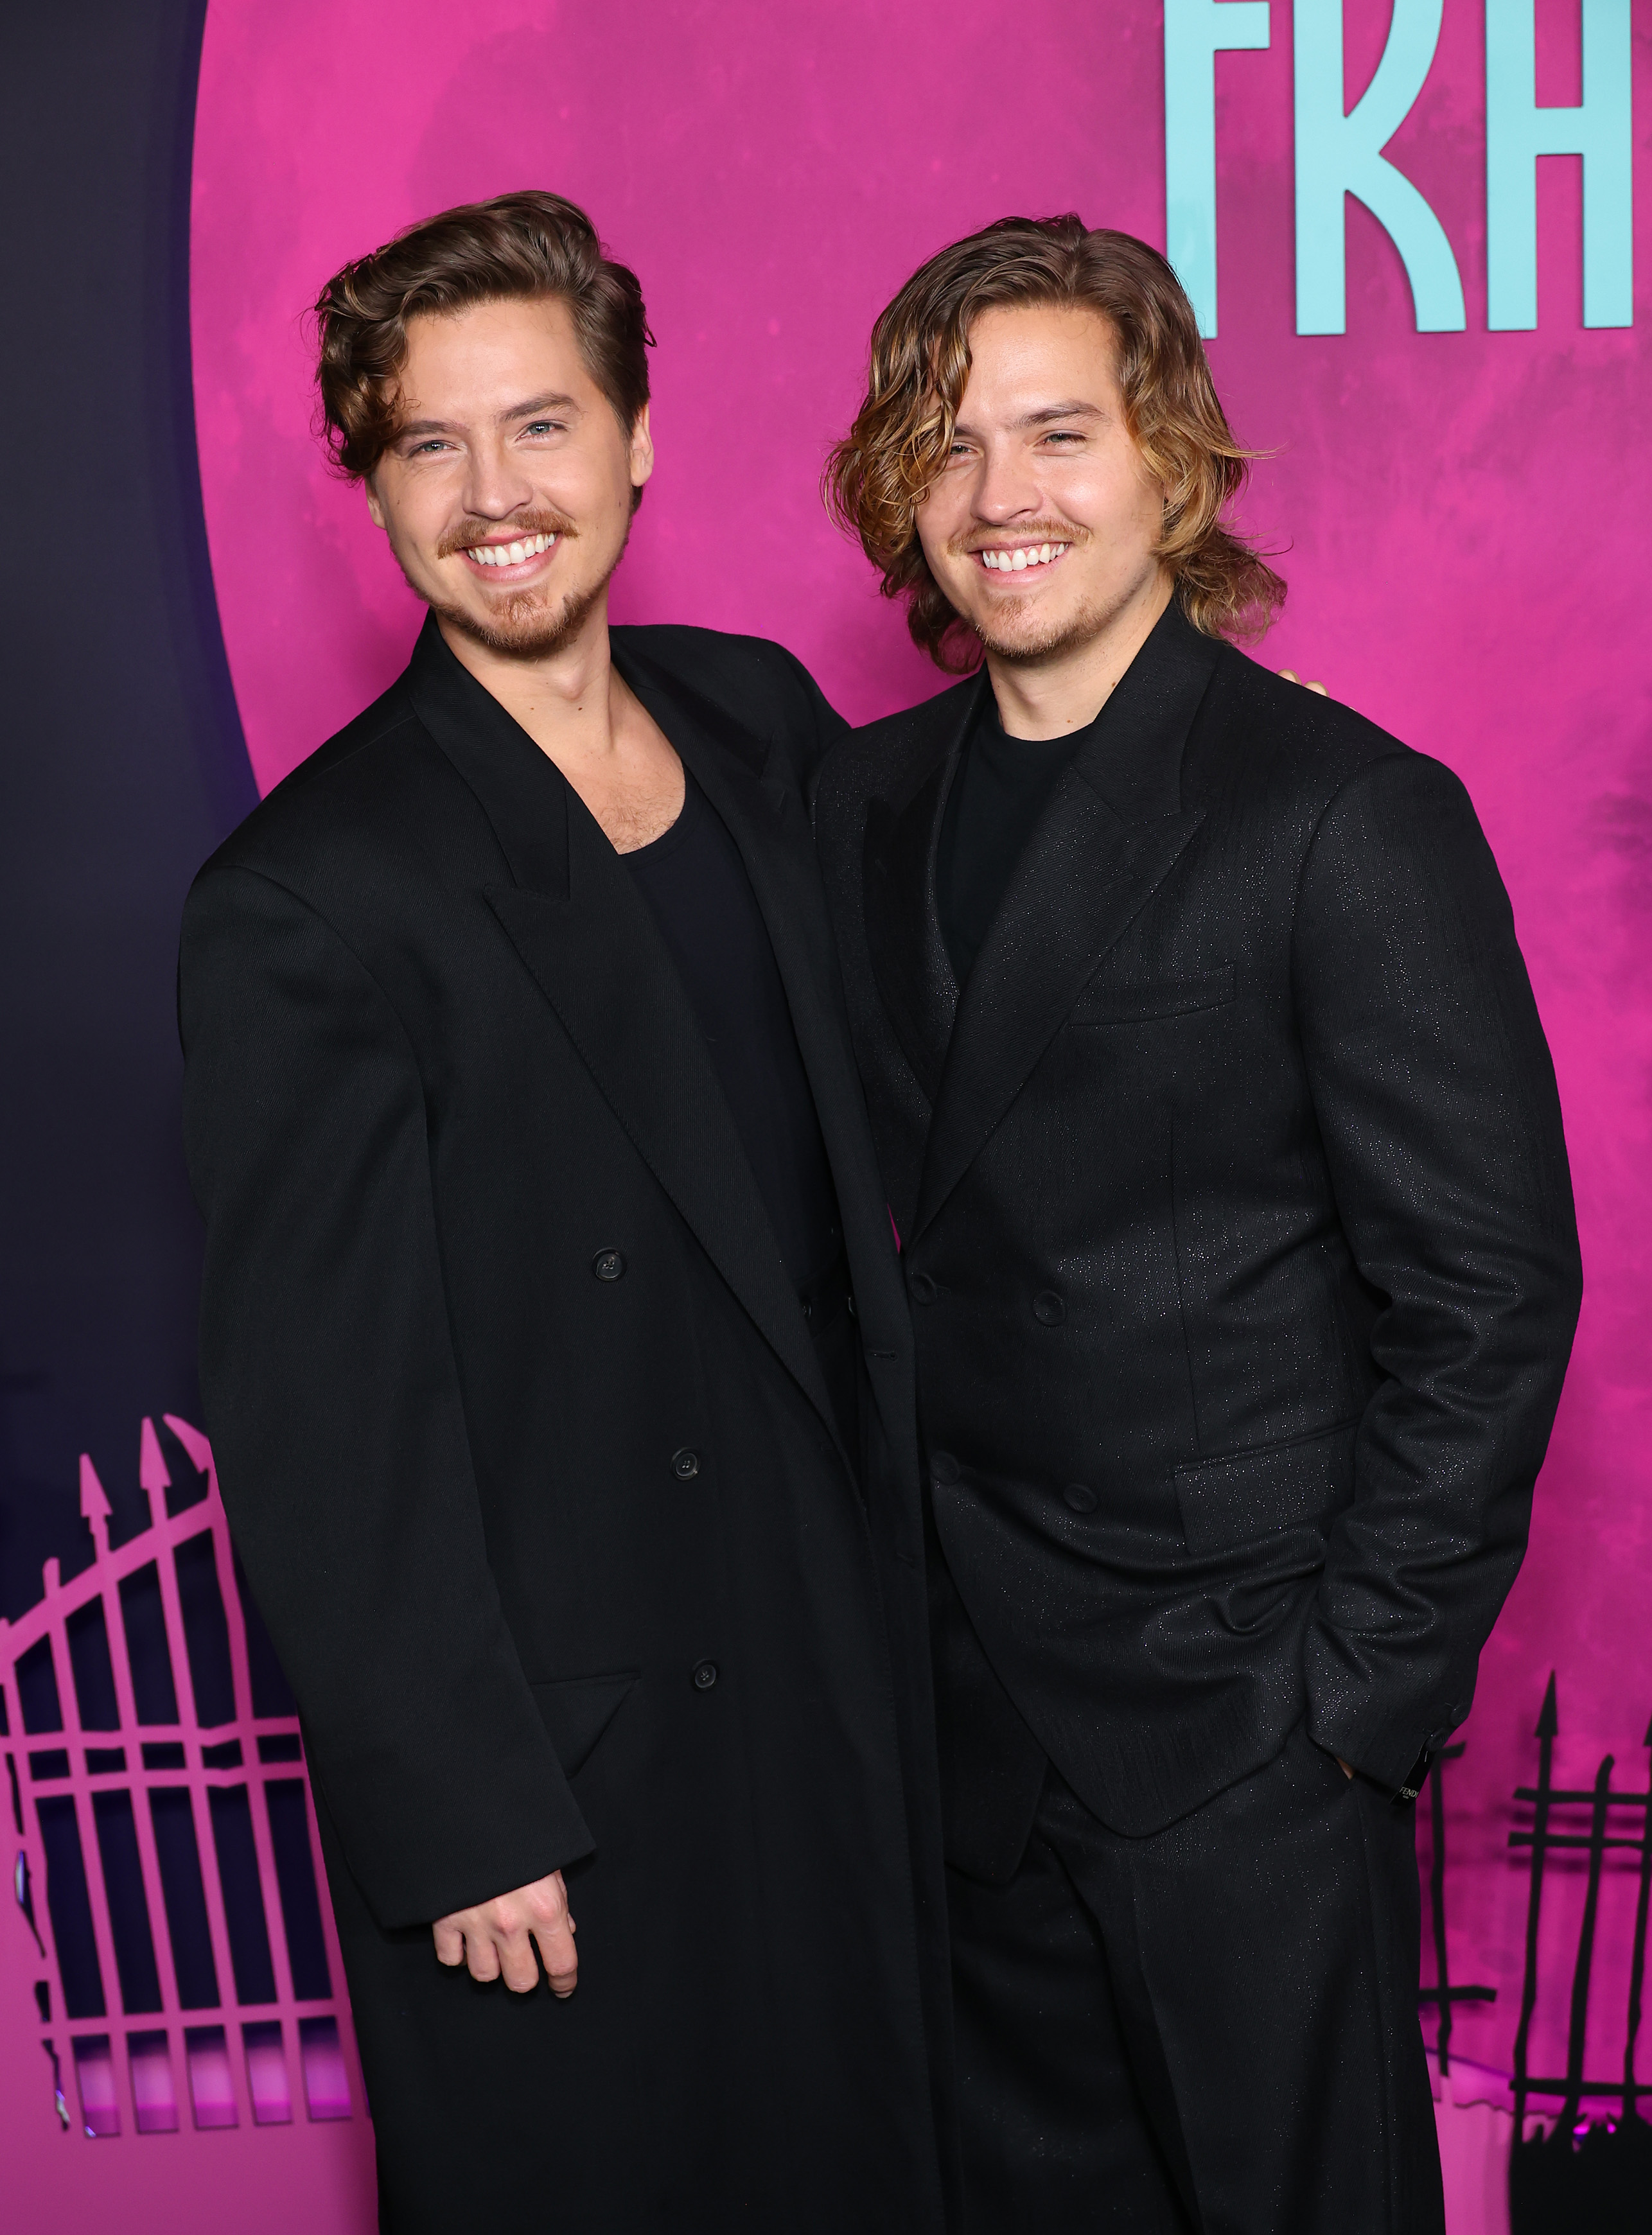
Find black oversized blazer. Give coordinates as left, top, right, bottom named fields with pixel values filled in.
left=179, top=616, right=951, bottom=2234
left=814, top=601, right=1582, bottom=1871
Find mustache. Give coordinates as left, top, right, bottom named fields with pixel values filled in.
left=436, top=511, right=578, bottom=559
left=951, top=521, right=1086, bottom=556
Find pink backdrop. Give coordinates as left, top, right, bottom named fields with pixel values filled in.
left=181, top=0, right=1646, bottom=2178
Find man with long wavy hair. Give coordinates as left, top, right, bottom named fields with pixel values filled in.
left=816, top=216, right=1581, bottom=2233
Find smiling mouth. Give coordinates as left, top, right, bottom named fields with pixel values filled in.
left=974, top=541, right=1069, bottom=577
left=459, top=530, right=561, bottom=576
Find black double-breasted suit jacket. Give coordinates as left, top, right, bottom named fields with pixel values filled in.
left=814, top=600, right=1582, bottom=1879
left=179, top=617, right=951, bottom=2232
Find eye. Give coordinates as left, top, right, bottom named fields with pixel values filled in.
left=407, top=438, right=451, bottom=456
left=1041, top=429, right=1084, bottom=446
left=522, top=419, right=564, bottom=437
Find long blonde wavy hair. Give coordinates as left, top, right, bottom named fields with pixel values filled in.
left=825, top=216, right=1285, bottom=671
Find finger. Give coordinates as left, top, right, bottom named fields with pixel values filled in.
left=498, top=1927, right=541, bottom=1995
left=1306, top=679, right=1329, bottom=696
left=432, top=1920, right=464, bottom=1967
left=532, top=1915, right=579, bottom=1997
left=464, top=1928, right=503, bottom=1985
left=1277, top=667, right=1299, bottom=682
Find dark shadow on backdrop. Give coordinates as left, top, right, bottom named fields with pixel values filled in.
left=0, top=1, right=257, bottom=1615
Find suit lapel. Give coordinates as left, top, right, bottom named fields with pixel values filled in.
left=614, top=643, right=915, bottom=1454
left=405, top=618, right=839, bottom=1441
left=911, top=602, right=1221, bottom=1242
left=861, top=678, right=983, bottom=1104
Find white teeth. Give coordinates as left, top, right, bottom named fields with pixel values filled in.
left=982, top=543, right=1068, bottom=570
left=472, top=532, right=555, bottom=566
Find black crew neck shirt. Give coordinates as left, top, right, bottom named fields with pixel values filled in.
left=624, top=773, right=841, bottom=1290
left=936, top=690, right=1098, bottom=986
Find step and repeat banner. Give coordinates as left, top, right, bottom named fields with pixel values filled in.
left=4, top=1, right=1648, bottom=2227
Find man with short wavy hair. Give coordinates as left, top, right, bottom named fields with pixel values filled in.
left=816, top=216, right=1581, bottom=2234
left=180, top=190, right=952, bottom=2234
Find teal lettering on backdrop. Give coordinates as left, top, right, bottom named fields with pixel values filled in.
left=1486, top=0, right=1633, bottom=329
left=1163, top=0, right=1271, bottom=336
left=1292, top=0, right=1464, bottom=333
left=1163, top=0, right=1635, bottom=337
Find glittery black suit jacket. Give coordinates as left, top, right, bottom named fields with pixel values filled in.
left=814, top=599, right=1582, bottom=1861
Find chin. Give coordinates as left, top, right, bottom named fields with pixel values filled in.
left=972, top=599, right=1102, bottom=665
left=432, top=577, right=605, bottom=662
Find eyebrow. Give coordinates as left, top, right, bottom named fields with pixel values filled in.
left=953, top=399, right=1107, bottom=440
left=396, top=392, right=582, bottom=439
left=1019, top=401, right=1105, bottom=427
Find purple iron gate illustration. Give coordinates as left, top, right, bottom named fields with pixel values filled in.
left=2, top=1415, right=363, bottom=2142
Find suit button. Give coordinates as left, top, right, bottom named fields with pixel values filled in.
left=692, top=1660, right=719, bottom=1690
left=909, top=1271, right=938, bottom=1306
left=931, top=1451, right=960, bottom=1486
left=671, top=1448, right=701, bottom=1480
left=592, top=1249, right=626, bottom=1281
left=1062, top=1483, right=1097, bottom=1513
left=1033, top=1290, right=1066, bottom=1326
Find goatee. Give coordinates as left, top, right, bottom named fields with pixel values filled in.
left=428, top=575, right=608, bottom=662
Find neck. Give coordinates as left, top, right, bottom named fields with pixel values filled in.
left=986, top=566, right=1174, bottom=741
left=435, top=585, right=624, bottom=764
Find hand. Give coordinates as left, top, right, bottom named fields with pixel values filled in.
left=432, top=1870, right=578, bottom=1996
left=1278, top=669, right=1329, bottom=697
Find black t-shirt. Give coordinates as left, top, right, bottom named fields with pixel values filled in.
left=624, top=773, right=841, bottom=1290
left=936, top=692, right=1096, bottom=986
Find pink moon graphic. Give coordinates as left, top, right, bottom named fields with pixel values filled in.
left=191, top=0, right=1652, bottom=2105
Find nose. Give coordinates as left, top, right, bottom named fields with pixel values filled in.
left=972, top=435, right=1043, bottom=525
left=461, top=435, right=536, bottom=522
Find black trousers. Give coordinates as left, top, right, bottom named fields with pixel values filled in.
left=947, top=1724, right=1445, bottom=2235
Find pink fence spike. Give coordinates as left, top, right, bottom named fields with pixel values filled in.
left=139, top=1416, right=171, bottom=1524
left=163, top=1413, right=216, bottom=1496
left=79, top=1455, right=113, bottom=1547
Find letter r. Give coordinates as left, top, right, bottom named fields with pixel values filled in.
left=1293, top=0, right=1466, bottom=335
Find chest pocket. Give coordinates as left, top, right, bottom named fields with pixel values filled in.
left=1067, top=961, right=1235, bottom=1027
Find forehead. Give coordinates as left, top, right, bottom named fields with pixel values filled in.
left=958, top=302, right=1120, bottom=410
left=398, top=294, right=594, bottom=409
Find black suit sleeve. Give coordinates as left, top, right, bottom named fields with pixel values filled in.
left=180, top=863, right=593, bottom=1926
left=1292, top=751, right=1581, bottom=1791
left=757, top=644, right=848, bottom=806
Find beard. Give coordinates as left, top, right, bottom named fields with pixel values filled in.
left=412, top=508, right=628, bottom=662
left=962, top=536, right=1161, bottom=670
left=972, top=590, right=1120, bottom=666
left=428, top=573, right=609, bottom=662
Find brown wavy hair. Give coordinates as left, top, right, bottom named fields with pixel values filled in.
left=313, top=189, right=652, bottom=501
left=825, top=215, right=1285, bottom=670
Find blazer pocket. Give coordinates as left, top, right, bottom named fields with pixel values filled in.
left=1174, top=1421, right=1357, bottom=1558
left=1068, top=962, right=1236, bottom=1026
left=530, top=1671, right=639, bottom=1778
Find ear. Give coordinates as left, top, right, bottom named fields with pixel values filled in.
left=628, top=402, right=655, bottom=493
left=364, top=474, right=387, bottom=532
